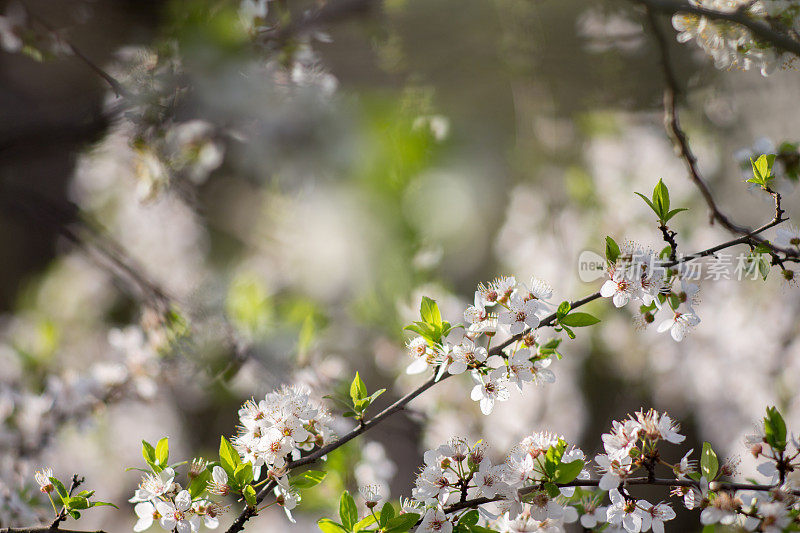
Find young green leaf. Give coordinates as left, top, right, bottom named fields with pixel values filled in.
left=142, top=440, right=157, bottom=468
left=748, top=154, right=776, bottom=188
left=354, top=514, right=378, bottom=531
left=188, top=468, right=211, bottom=498
left=605, top=236, right=621, bottom=264
left=420, top=296, right=442, bottom=327
left=764, top=405, right=787, bottom=452
left=379, top=501, right=395, bottom=526
left=234, top=462, right=254, bottom=487
left=556, top=301, right=571, bottom=319
left=558, top=312, right=600, bottom=327
left=68, top=496, right=90, bottom=510
left=554, top=459, right=585, bottom=484
left=653, top=178, right=671, bottom=218
left=664, top=207, right=688, bottom=222
left=290, top=470, right=327, bottom=490
left=318, top=518, right=349, bottom=533
left=339, top=491, right=358, bottom=531
left=88, top=501, right=119, bottom=509
left=49, top=477, right=68, bottom=501
left=219, top=436, right=241, bottom=475
left=243, top=485, right=257, bottom=508
left=155, top=437, right=169, bottom=467
left=700, top=442, right=719, bottom=480
left=543, top=481, right=561, bottom=499
left=350, top=372, right=368, bottom=405
left=383, top=513, right=421, bottom=533
left=458, top=510, right=479, bottom=526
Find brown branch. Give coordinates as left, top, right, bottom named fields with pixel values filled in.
left=643, top=5, right=797, bottom=258
left=441, top=476, right=800, bottom=515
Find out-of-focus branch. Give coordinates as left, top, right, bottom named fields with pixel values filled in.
left=635, top=0, right=800, bottom=57
left=259, top=0, right=378, bottom=44
left=23, top=8, right=128, bottom=97
left=643, top=6, right=797, bottom=258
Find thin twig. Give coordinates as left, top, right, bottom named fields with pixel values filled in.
left=23, top=9, right=128, bottom=97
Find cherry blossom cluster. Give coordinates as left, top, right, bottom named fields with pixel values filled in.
left=406, top=276, right=561, bottom=414
left=671, top=0, right=799, bottom=76
left=130, top=466, right=223, bottom=533
left=406, top=433, right=590, bottom=533
left=232, top=385, right=334, bottom=481
left=600, top=242, right=701, bottom=341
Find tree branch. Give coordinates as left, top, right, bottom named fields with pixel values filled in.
left=635, top=0, right=800, bottom=57
left=2, top=529, right=107, bottom=533
left=441, top=476, right=800, bottom=515
left=643, top=5, right=797, bottom=258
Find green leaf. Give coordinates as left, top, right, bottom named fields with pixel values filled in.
left=290, top=470, right=327, bottom=490
left=558, top=312, right=600, bottom=327
left=403, top=323, right=427, bottom=337
left=243, top=485, right=257, bottom=508
left=653, top=178, right=671, bottom=218
left=384, top=513, right=421, bottom=532
left=556, top=301, right=571, bottom=319
left=142, top=440, right=157, bottom=468
left=379, top=501, right=395, bottom=526
left=554, top=459, right=585, bottom=484
left=700, top=442, right=719, bottom=480
left=89, top=501, right=119, bottom=509
left=458, top=510, right=479, bottom=526
left=664, top=207, right=688, bottom=222
left=420, top=296, right=442, bottom=327
left=67, top=496, right=89, bottom=510
left=219, top=436, right=241, bottom=475
left=469, top=527, right=501, bottom=533
left=49, top=477, right=68, bottom=500
left=339, top=491, right=358, bottom=531
left=155, top=437, right=169, bottom=467
left=367, top=388, right=386, bottom=404
left=750, top=154, right=776, bottom=187
left=350, top=372, right=368, bottom=405
left=318, top=519, right=349, bottom=533
left=69, top=510, right=80, bottom=520
left=605, top=236, right=621, bottom=263
left=543, top=482, right=561, bottom=499
left=635, top=192, right=658, bottom=217
left=758, top=256, right=770, bottom=280
left=561, top=324, right=575, bottom=339
left=764, top=405, right=787, bottom=452
left=188, top=468, right=211, bottom=498
left=354, top=514, right=377, bottom=531
left=234, top=462, right=254, bottom=487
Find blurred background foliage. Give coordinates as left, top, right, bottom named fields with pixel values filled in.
left=0, top=0, right=799, bottom=531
